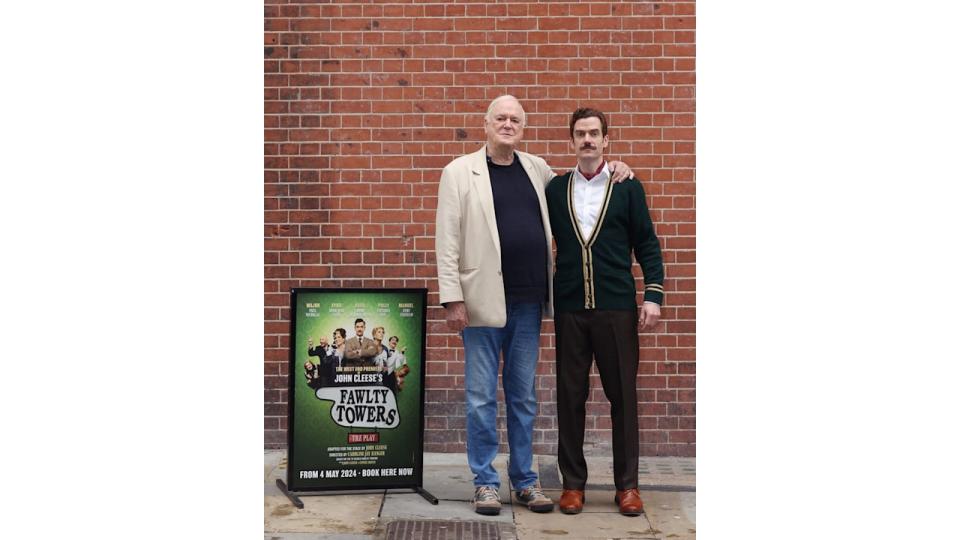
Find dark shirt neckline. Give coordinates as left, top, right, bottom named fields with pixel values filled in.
left=486, top=152, right=519, bottom=167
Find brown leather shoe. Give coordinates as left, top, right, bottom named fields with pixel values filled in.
left=614, top=489, right=644, bottom=516
left=559, top=489, right=584, bottom=514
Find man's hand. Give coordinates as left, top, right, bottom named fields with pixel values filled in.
left=608, top=160, right=635, bottom=183
left=445, top=301, right=469, bottom=334
left=639, top=301, right=661, bottom=331
left=307, top=338, right=313, bottom=348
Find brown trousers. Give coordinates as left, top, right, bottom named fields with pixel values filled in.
left=555, top=309, right=639, bottom=490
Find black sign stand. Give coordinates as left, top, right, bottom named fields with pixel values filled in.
left=276, top=479, right=438, bottom=508
left=281, top=288, right=438, bottom=507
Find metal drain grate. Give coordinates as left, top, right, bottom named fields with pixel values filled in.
left=384, top=519, right=502, bottom=540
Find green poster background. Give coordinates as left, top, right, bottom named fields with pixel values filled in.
left=288, top=289, right=426, bottom=490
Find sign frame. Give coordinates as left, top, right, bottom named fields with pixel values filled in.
left=283, top=287, right=431, bottom=498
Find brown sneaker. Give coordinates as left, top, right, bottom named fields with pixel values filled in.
left=559, top=489, right=584, bottom=514
left=472, top=485, right=502, bottom=516
left=515, top=484, right=555, bottom=513
left=615, top=488, right=644, bottom=516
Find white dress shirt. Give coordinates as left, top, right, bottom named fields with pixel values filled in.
left=572, top=162, right=610, bottom=240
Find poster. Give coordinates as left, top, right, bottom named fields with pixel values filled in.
left=287, top=288, right=427, bottom=491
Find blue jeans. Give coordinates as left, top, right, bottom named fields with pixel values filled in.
left=462, top=302, right=542, bottom=491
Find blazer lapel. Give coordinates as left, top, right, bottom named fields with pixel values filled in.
left=469, top=147, right=501, bottom=259
left=517, top=150, right=553, bottom=238
left=517, top=152, right=547, bottom=199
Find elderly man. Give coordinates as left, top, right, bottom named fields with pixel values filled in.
left=307, top=328, right=346, bottom=387
left=545, top=108, right=664, bottom=517
left=434, top=95, right=633, bottom=516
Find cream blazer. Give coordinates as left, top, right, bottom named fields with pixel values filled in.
left=435, top=146, right=556, bottom=327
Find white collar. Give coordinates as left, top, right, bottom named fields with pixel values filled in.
left=573, top=161, right=610, bottom=184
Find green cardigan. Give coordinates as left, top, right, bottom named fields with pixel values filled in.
left=546, top=172, right=664, bottom=313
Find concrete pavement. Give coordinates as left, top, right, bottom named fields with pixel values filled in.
left=265, top=450, right=695, bottom=540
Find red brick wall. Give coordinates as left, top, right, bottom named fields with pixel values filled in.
left=265, top=0, right=695, bottom=457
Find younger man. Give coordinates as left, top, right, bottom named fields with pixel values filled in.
left=343, top=318, right=379, bottom=367
left=545, top=108, right=665, bottom=516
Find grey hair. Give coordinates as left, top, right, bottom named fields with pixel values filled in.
left=485, top=95, right=526, bottom=127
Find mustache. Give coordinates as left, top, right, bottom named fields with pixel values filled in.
left=579, top=144, right=596, bottom=149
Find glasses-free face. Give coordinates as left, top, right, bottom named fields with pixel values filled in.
left=484, top=99, right=525, bottom=148
left=570, top=116, right=608, bottom=159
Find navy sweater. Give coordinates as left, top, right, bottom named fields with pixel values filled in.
left=487, top=154, right=548, bottom=305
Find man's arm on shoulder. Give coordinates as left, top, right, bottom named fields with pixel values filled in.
left=536, top=154, right=630, bottom=184
left=607, top=160, right=634, bottom=183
